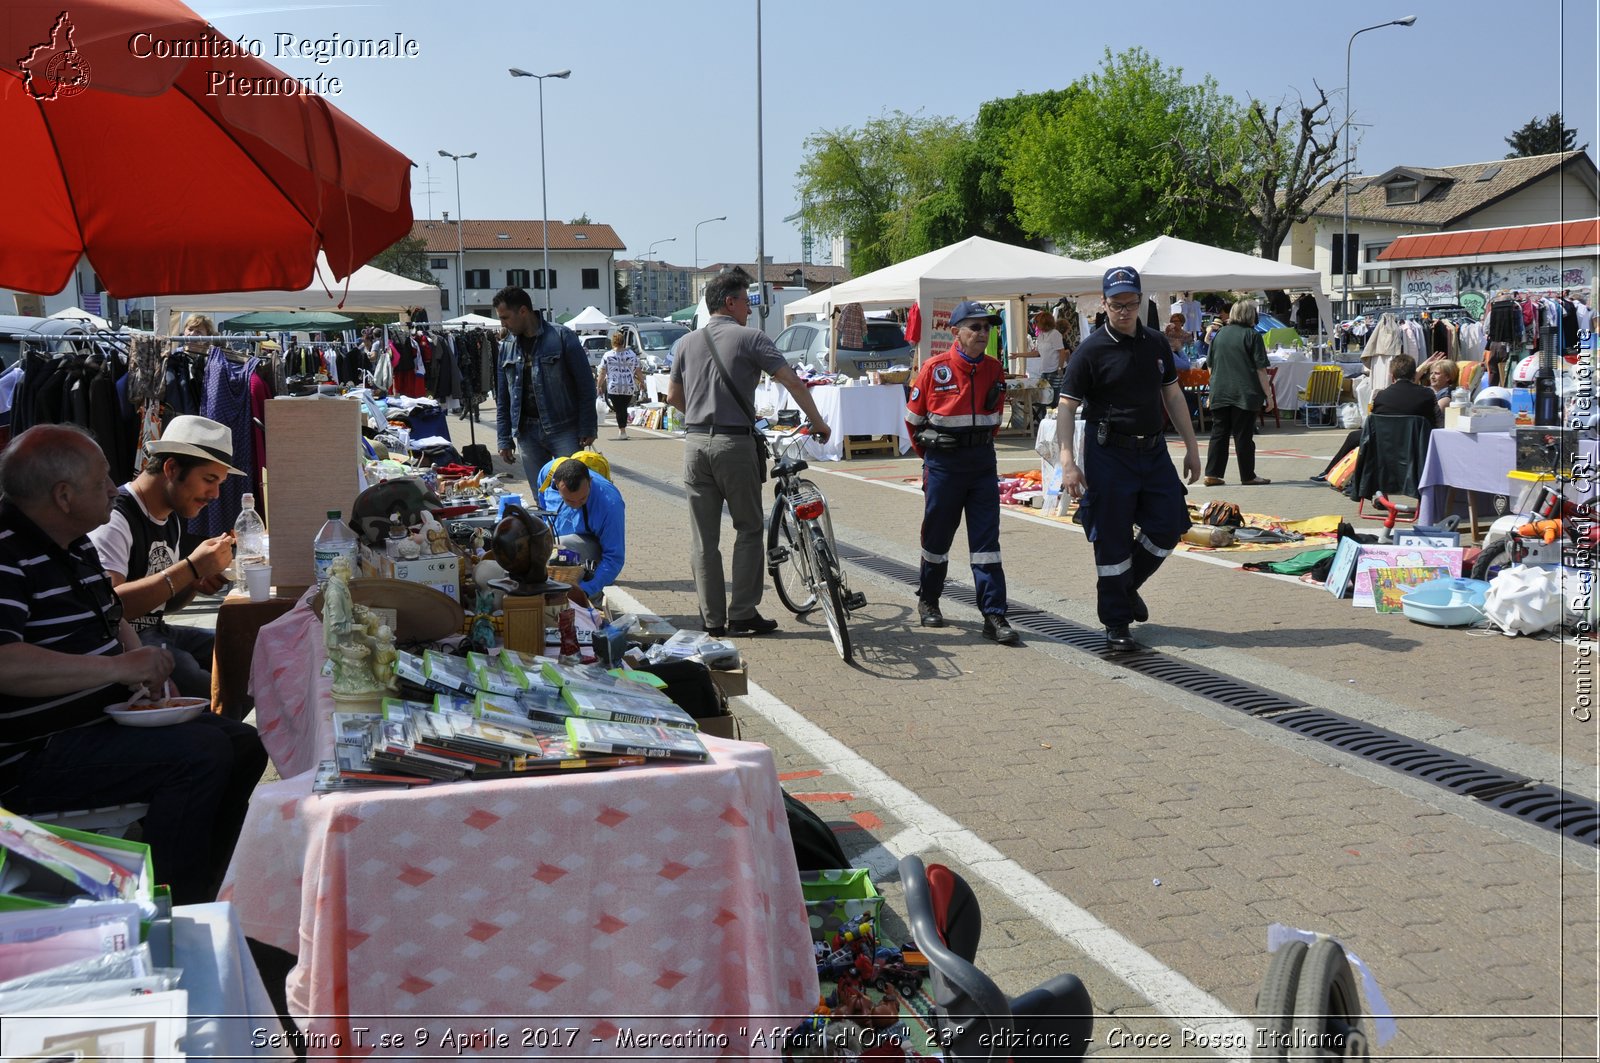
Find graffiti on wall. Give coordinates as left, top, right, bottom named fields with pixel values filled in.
left=1402, top=260, right=1594, bottom=305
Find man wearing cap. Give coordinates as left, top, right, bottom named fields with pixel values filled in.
left=904, top=301, right=1018, bottom=645
left=1058, top=267, right=1201, bottom=652
left=89, top=416, right=240, bottom=699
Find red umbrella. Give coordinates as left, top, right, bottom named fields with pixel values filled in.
left=0, top=0, right=413, bottom=297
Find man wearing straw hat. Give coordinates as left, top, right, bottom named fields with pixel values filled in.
left=89, top=416, right=242, bottom=700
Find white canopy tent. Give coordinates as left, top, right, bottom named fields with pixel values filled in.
left=48, top=305, right=112, bottom=330
left=1083, top=236, right=1330, bottom=337
left=783, top=236, right=1099, bottom=363
left=564, top=305, right=615, bottom=333
left=442, top=312, right=500, bottom=329
left=150, top=253, right=443, bottom=331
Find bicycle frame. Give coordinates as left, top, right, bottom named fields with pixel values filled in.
left=766, top=431, right=858, bottom=661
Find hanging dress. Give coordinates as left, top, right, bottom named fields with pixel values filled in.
left=193, top=347, right=258, bottom=539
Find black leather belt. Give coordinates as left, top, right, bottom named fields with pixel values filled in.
left=684, top=423, right=751, bottom=435
left=1097, top=425, right=1165, bottom=451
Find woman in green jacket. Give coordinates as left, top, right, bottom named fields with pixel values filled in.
left=1202, top=300, right=1276, bottom=486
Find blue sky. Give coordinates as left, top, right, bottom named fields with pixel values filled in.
left=197, top=0, right=1599, bottom=270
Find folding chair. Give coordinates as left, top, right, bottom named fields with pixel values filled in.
left=1345, top=414, right=1434, bottom=526
left=899, top=854, right=1094, bottom=1060
left=1259, top=366, right=1282, bottom=429
left=1296, top=365, right=1344, bottom=427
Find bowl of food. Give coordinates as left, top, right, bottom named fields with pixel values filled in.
left=105, top=696, right=210, bottom=728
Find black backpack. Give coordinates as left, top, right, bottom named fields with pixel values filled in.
left=783, top=790, right=849, bottom=871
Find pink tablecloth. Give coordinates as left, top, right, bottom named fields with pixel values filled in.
left=223, top=739, right=817, bottom=1056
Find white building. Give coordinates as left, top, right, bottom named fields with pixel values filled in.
left=1280, top=150, right=1597, bottom=310
left=414, top=218, right=624, bottom=319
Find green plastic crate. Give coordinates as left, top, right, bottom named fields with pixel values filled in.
left=800, top=868, right=882, bottom=942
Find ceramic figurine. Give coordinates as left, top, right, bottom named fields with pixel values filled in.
left=370, top=624, right=399, bottom=694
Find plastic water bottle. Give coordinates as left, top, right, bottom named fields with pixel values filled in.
left=232, top=492, right=269, bottom=573
left=312, top=509, right=359, bottom=587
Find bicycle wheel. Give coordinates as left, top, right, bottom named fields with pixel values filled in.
left=809, top=523, right=853, bottom=663
left=768, top=492, right=816, bottom=613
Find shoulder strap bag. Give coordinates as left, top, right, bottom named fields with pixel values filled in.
left=699, top=324, right=770, bottom=482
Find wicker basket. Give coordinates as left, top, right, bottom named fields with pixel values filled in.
left=876, top=370, right=911, bottom=385
left=545, top=563, right=584, bottom=587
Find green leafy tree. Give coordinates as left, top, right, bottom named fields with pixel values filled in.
left=1002, top=48, right=1244, bottom=254
left=794, top=111, right=969, bottom=274
left=614, top=270, right=631, bottom=315
left=569, top=212, right=593, bottom=224
left=1168, top=86, right=1343, bottom=259
left=1504, top=113, right=1582, bottom=158
left=906, top=89, right=1078, bottom=252
left=369, top=235, right=439, bottom=286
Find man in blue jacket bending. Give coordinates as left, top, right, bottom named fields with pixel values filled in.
left=538, top=457, right=625, bottom=607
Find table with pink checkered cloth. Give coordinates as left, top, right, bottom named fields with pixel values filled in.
left=226, top=622, right=819, bottom=1057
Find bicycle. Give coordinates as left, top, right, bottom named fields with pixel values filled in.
left=765, top=428, right=865, bottom=663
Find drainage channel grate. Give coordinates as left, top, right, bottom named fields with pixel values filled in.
left=833, top=543, right=1599, bottom=847
left=613, top=465, right=1599, bottom=847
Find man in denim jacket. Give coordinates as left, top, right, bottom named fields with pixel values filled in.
left=493, top=286, right=597, bottom=485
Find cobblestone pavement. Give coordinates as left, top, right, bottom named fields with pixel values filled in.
left=469, top=405, right=1598, bottom=1058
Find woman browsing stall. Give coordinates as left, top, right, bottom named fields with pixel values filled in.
left=1201, top=300, right=1275, bottom=487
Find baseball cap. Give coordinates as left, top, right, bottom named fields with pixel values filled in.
left=1103, top=266, right=1142, bottom=297
left=949, top=300, right=1000, bottom=327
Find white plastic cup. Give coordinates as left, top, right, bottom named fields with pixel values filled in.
left=243, top=563, right=272, bottom=602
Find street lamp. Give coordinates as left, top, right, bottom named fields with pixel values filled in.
left=437, top=149, right=476, bottom=317
left=694, top=215, right=726, bottom=272
left=1341, top=15, right=1416, bottom=317
left=508, top=67, right=571, bottom=315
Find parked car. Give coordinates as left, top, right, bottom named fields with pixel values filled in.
left=622, top=322, right=690, bottom=373
left=0, top=315, right=94, bottom=370
left=773, top=319, right=914, bottom=376
left=579, top=333, right=612, bottom=368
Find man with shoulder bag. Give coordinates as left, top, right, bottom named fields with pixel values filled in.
left=666, top=268, right=832, bottom=638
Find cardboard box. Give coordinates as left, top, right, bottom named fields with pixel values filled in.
left=0, top=812, right=154, bottom=911
left=1515, top=426, right=1582, bottom=478
left=708, top=665, right=748, bottom=698
left=697, top=712, right=741, bottom=740
left=1454, top=407, right=1514, bottom=433
left=265, top=397, right=364, bottom=590
left=367, top=552, right=460, bottom=600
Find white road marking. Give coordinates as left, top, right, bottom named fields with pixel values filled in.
left=607, top=581, right=1254, bottom=1060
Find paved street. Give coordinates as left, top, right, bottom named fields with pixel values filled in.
left=474, top=401, right=1597, bottom=1058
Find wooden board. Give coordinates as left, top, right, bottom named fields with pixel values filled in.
left=264, top=398, right=364, bottom=590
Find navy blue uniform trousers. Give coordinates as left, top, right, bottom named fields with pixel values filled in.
left=1079, top=437, right=1191, bottom=625
left=918, top=446, right=1007, bottom=616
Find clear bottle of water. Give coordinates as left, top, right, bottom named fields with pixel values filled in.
left=312, top=509, right=359, bottom=587
left=233, top=492, right=269, bottom=572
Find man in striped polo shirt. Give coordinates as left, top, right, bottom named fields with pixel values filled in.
left=0, top=425, right=266, bottom=904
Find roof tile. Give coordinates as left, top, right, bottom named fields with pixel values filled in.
left=1379, top=215, right=1600, bottom=261
left=1306, top=151, right=1594, bottom=227
left=409, top=220, right=625, bottom=253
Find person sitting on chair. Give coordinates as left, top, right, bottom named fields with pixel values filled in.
left=1311, top=353, right=1436, bottom=481
left=537, top=456, right=626, bottom=608
left=89, top=416, right=241, bottom=701
left=0, top=425, right=266, bottom=906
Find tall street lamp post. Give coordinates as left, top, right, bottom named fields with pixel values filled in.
left=437, top=150, right=476, bottom=317
left=694, top=215, right=726, bottom=272
left=508, top=67, right=571, bottom=315
left=1342, top=15, right=1417, bottom=317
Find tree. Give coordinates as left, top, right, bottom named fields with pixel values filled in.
left=1001, top=49, right=1245, bottom=254
left=369, top=235, right=439, bottom=286
left=614, top=270, right=631, bottom=315
left=1168, top=86, right=1343, bottom=260
left=1504, top=113, right=1582, bottom=158
left=904, top=89, right=1077, bottom=252
left=569, top=212, right=593, bottom=224
left=794, top=111, right=969, bottom=274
